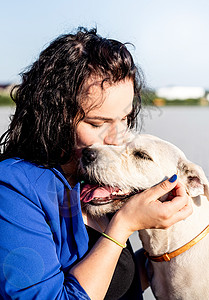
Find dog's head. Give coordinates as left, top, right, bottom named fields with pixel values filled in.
left=79, top=134, right=209, bottom=217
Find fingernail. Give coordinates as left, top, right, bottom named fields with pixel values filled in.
left=169, top=174, right=177, bottom=183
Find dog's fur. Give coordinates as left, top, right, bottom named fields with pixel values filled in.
left=79, top=134, right=209, bottom=300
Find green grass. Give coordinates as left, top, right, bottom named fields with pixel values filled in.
left=163, top=98, right=201, bottom=106
left=0, top=94, right=15, bottom=106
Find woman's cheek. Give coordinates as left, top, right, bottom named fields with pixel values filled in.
left=75, top=125, right=103, bottom=148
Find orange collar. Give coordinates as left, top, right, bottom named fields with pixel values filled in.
left=145, top=224, right=209, bottom=262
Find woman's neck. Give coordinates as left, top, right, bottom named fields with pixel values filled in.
left=61, top=158, right=78, bottom=187
left=82, top=210, right=109, bottom=233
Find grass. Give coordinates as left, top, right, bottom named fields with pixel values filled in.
left=163, top=98, right=202, bottom=106
left=0, top=94, right=15, bottom=106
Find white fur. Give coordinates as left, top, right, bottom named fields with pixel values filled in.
left=80, top=134, right=209, bottom=299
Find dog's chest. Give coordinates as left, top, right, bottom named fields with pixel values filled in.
left=150, top=237, right=209, bottom=300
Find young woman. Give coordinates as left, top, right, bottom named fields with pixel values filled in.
left=0, top=28, right=192, bottom=300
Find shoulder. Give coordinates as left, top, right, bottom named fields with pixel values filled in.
left=0, top=158, right=56, bottom=184
left=0, top=158, right=66, bottom=205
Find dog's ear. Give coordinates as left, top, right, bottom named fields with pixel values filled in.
left=177, top=159, right=209, bottom=200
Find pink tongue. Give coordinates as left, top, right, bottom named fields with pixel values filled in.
left=80, top=184, right=119, bottom=203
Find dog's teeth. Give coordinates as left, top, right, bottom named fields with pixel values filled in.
left=94, top=197, right=111, bottom=201
left=112, top=189, right=129, bottom=196
left=112, top=191, right=119, bottom=195
left=112, top=191, right=123, bottom=196
left=117, top=191, right=124, bottom=195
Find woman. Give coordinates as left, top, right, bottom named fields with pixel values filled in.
left=0, top=28, right=192, bottom=300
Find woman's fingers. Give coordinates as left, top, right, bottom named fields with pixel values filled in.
left=151, top=180, right=193, bottom=228
left=146, top=174, right=179, bottom=201
left=159, top=198, right=193, bottom=228
left=174, top=181, right=188, bottom=197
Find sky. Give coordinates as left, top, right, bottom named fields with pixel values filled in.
left=1, top=0, right=209, bottom=89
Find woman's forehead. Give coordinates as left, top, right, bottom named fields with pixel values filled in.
left=83, top=79, right=134, bottom=119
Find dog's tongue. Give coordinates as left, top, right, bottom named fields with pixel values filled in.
left=80, top=184, right=119, bottom=203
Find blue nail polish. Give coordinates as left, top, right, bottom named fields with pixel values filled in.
left=169, top=174, right=177, bottom=183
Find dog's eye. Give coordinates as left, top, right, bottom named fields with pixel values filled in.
left=134, top=151, right=153, bottom=161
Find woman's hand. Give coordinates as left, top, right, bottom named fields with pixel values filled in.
left=111, top=175, right=193, bottom=239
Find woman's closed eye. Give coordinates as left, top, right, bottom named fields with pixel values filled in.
left=89, top=122, right=104, bottom=128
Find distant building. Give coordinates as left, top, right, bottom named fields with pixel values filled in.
left=0, top=84, right=10, bottom=89
left=156, top=86, right=205, bottom=100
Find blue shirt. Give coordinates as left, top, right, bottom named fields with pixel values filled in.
left=0, top=158, right=90, bottom=299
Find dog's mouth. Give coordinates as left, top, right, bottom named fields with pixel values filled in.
left=80, top=183, right=140, bottom=206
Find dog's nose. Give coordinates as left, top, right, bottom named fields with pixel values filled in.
left=82, top=148, right=98, bottom=166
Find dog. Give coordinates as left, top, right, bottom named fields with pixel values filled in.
left=79, top=134, right=209, bottom=300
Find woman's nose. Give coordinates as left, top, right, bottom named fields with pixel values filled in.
left=104, top=122, right=126, bottom=146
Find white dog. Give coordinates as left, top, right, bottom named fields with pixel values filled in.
left=80, top=134, right=209, bottom=300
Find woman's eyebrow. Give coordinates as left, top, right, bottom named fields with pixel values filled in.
left=85, top=111, right=132, bottom=122
left=85, top=116, right=114, bottom=121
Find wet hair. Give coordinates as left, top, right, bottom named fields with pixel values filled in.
left=0, top=27, right=144, bottom=167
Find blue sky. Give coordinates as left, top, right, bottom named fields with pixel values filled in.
left=1, top=0, right=209, bottom=89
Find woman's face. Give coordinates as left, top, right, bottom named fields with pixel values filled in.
left=75, top=79, right=134, bottom=155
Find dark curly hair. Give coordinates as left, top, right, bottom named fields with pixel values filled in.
left=0, top=27, right=144, bottom=167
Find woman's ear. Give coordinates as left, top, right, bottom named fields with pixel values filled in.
left=177, top=159, right=209, bottom=200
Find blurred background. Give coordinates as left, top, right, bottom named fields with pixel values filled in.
left=1, top=1, right=209, bottom=299
left=1, top=0, right=209, bottom=88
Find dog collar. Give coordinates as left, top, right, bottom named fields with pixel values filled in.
left=144, top=224, right=209, bottom=262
